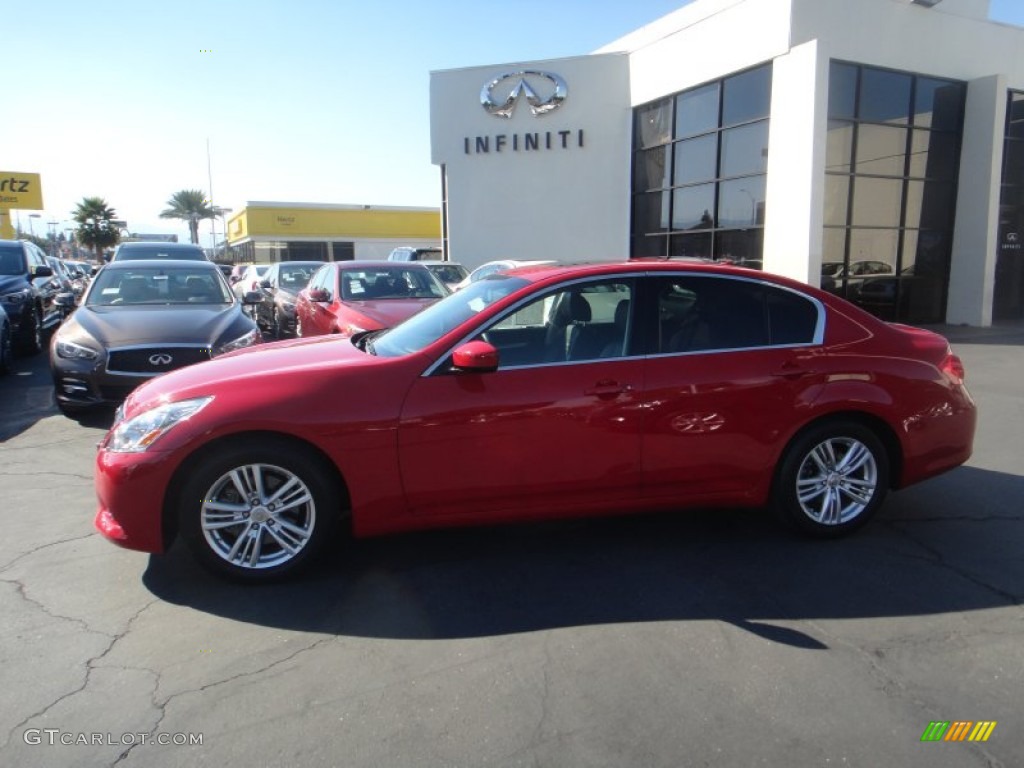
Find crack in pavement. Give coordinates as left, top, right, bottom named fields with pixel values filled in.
left=0, top=531, right=99, bottom=573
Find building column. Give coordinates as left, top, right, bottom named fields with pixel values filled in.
left=948, top=74, right=1005, bottom=327
left=762, top=39, right=827, bottom=285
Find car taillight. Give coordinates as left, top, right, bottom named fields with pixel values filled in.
left=940, top=352, right=965, bottom=383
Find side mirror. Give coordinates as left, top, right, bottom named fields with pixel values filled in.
left=309, top=288, right=331, bottom=303
left=451, top=340, right=499, bottom=372
left=260, top=279, right=271, bottom=289
left=243, top=291, right=263, bottom=305
left=33, top=265, right=54, bottom=278
left=229, top=275, right=241, bottom=284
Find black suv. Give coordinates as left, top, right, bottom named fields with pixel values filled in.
left=0, top=239, right=63, bottom=353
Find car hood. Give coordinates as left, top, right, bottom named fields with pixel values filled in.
left=0, top=274, right=29, bottom=294
left=347, top=298, right=439, bottom=329
left=122, top=334, right=380, bottom=416
left=71, top=304, right=243, bottom=346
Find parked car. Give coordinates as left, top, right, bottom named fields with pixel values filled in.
left=252, top=260, right=325, bottom=338
left=111, top=242, right=209, bottom=262
left=387, top=246, right=443, bottom=262
left=454, top=259, right=556, bottom=290
left=294, top=261, right=448, bottom=338
left=419, top=260, right=469, bottom=291
left=47, top=257, right=80, bottom=316
left=51, top=259, right=262, bottom=414
left=231, top=264, right=272, bottom=301
left=92, top=260, right=976, bottom=581
left=0, top=304, right=11, bottom=374
left=0, top=238, right=62, bottom=354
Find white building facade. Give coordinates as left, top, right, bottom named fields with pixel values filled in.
left=430, top=0, right=1024, bottom=326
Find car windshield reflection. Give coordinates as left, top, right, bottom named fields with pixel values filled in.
left=87, top=267, right=233, bottom=306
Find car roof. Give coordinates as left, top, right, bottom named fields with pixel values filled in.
left=98, top=259, right=221, bottom=271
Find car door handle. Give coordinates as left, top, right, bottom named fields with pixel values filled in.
left=585, top=380, right=631, bottom=399
left=771, top=361, right=817, bottom=379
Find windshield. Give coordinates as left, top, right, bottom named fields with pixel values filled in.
left=340, top=265, right=448, bottom=301
left=371, top=276, right=528, bottom=357
left=0, top=245, right=25, bottom=275
left=87, top=266, right=233, bottom=306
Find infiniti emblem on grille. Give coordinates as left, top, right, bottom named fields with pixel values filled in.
left=149, top=353, right=173, bottom=365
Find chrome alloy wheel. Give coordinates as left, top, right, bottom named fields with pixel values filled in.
left=794, top=436, right=879, bottom=526
left=200, top=463, right=317, bottom=570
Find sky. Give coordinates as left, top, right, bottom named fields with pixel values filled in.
left=5, top=0, right=1024, bottom=248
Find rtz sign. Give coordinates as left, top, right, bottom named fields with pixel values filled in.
left=0, top=171, right=44, bottom=209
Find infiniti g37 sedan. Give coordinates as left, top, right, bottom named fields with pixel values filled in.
left=51, top=259, right=262, bottom=414
left=94, top=261, right=976, bottom=581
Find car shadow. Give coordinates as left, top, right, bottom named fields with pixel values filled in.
left=0, top=345, right=60, bottom=441
left=142, top=464, right=1023, bottom=649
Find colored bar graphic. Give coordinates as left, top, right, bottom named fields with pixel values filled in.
left=921, top=722, right=949, bottom=741
left=921, top=721, right=996, bottom=742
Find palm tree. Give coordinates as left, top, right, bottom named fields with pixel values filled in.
left=72, top=197, right=121, bottom=264
left=160, top=190, right=215, bottom=245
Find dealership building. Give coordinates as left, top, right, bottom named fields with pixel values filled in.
left=430, top=0, right=1024, bottom=326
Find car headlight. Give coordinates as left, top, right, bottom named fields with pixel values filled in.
left=55, top=339, right=100, bottom=361
left=1, top=288, right=30, bottom=305
left=214, top=328, right=261, bottom=356
left=106, top=396, right=213, bottom=453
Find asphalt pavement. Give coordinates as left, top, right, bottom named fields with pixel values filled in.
left=0, top=323, right=1021, bottom=768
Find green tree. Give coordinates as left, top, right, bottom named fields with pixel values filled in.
left=72, top=197, right=121, bottom=264
left=160, top=189, right=215, bottom=245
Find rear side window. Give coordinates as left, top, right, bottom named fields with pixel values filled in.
left=766, top=288, right=819, bottom=345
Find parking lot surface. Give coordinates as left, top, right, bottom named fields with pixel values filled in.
left=1, top=324, right=1022, bottom=767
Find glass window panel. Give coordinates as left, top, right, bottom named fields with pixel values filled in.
left=859, top=68, right=911, bottom=125
left=715, top=228, right=764, bottom=268
left=673, top=134, right=717, bottom=185
left=1008, top=92, right=1024, bottom=140
left=851, top=177, right=903, bottom=228
left=1003, top=140, right=1024, bottom=187
left=855, top=124, right=908, bottom=176
left=722, top=65, right=772, bottom=126
left=914, top=78, right=964, bottom=131
left=824, top=175, right=851, bottom=226
left=633, top=234, right=667, bottom=258
left=669, top=232, right=713, bottom=260
left=636, top=98, right=673, bottom=149
left=821, top=228, right=848, bottom=292
left=720, top=121, right=769, bottom=177
left=848, top=228, right=898, bottom=270
left=718, top=176, right=766, bottom=227
left=826, top=120, right=854, bottom=173
left=766, top=288, right=818, bottom=345
left=909, top=129, right=959, bottom=180
left=675, top=83, right=720, bottom=139
left=634, top=145, right=671, bottom=192
left=829, top=62, right=858, bottom=120
left=672, top=184, right=716, bottom=230
left=904, top=181, right=956, bottom=231
left=634, top=192, right=670, bottom=234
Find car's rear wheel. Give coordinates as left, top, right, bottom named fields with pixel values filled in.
left=773, top=421, right=889, bottom=537
left=178, top=441, right=342, bottom=581
left=272, top=308, right=284, bottom=339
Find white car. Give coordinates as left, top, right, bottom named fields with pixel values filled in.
left=454, top=259, right=556, bottom=290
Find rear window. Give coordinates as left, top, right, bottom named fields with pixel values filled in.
left=115, top=245, right=207, bottom=261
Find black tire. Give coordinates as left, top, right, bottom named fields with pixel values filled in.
left=773, top=421, right=889, bottom=537
left=0, top=322, right=12, bottom=374
left=178, top=440, right=343, bottom=581
left=17, top=307, right=43, bottom=355
left=272, top=308, right=283, bottom=339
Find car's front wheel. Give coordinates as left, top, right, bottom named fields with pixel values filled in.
left=0, top=321, right=12, bottom=374
left=17, top=307, right=43, bottom=355
left=773, top=421, right=889, bottom=537
left=178, top=441, right=342, bottom=581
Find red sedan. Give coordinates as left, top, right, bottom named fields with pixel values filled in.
left=294, top=261, right=448, bottom=338
left=94, top=261, right=976, bottom=581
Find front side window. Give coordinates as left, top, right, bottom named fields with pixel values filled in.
left=473, top=279, right=635, bottom=368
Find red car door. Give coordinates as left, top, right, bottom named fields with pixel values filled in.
left=397, top=280, right=644, bottom=522
left=639, top=275, right=825, bottom=503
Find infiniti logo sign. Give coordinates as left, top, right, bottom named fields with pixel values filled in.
left=481, top=70, right=567, bottom=118
left=149, top=353, right=173, bottom=366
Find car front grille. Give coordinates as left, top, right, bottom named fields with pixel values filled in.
left=107, top=346, right=212, bottom=375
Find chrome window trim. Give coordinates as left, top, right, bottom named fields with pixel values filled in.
left=421, top=270, right=826, bottom=376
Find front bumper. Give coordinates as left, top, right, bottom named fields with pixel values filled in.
left=95, top=447, right=178, bottom=553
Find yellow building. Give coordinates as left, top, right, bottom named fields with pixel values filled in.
left=225, top=202, right=442, bottom=263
